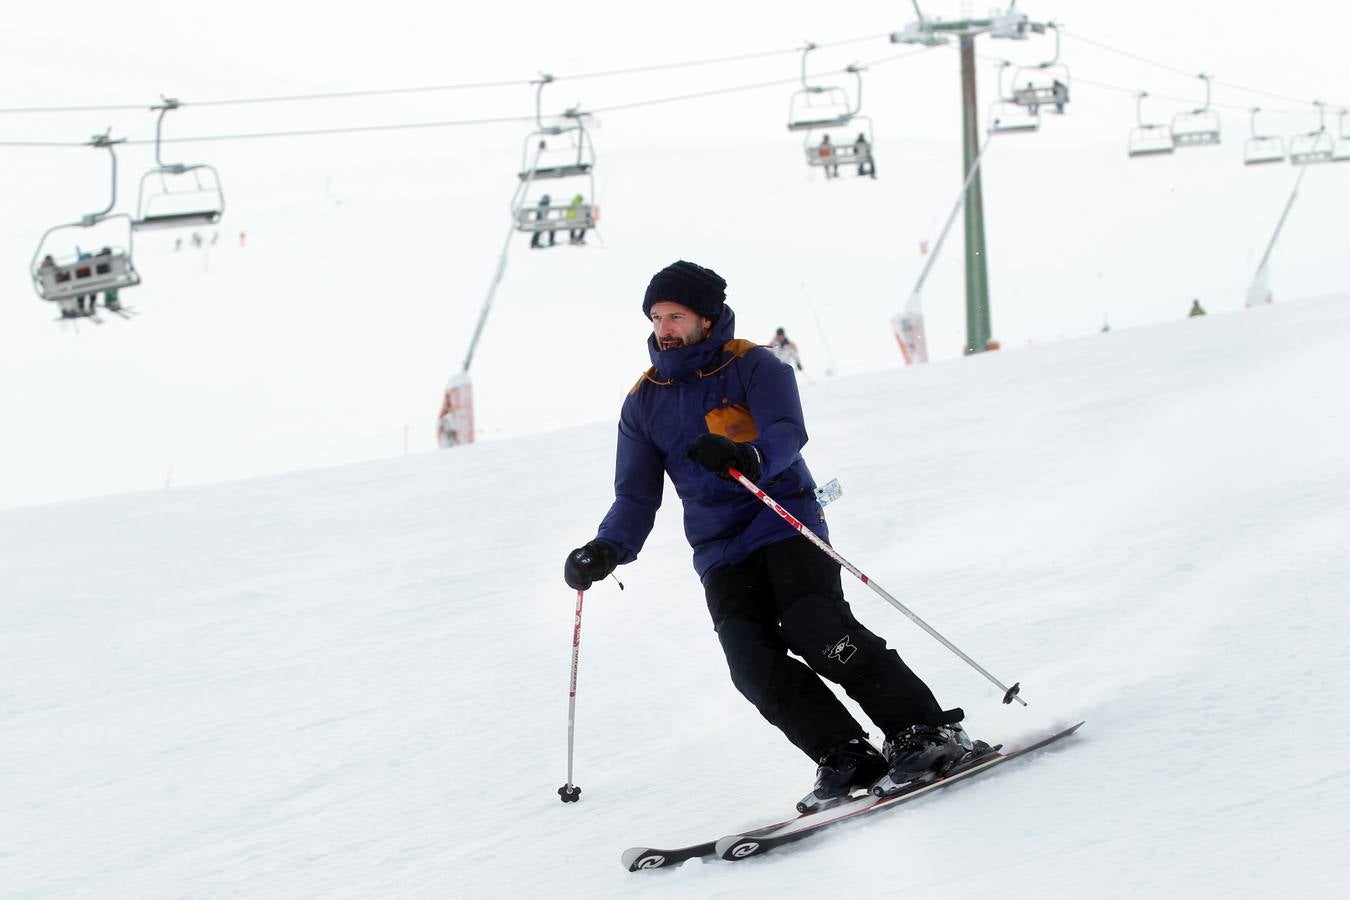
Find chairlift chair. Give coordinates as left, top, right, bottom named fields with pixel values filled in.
left=512, top=75, right=599, bottom=239
left=133, top=99, right=226, bottom=231
left=1243, top=108, right=1286, bottom=165
left=1289, top=102, right=1335, bottom=165
left=1128, top=93, right=1175, bottom=157
left=786, top=46, right=861, bottom=131
left=802, top=115, right=875, bottom=171
left=990, top=100, right=1040, bottom=133
left=990, top=62, right=1040, bottom=133
left=1289, top=131, right=1335, bottom=165
left=1170, top=74, right=1221, bottom=147
left=1333, top=109, right=1350, bottom=162
left=1010, top=24, right=1070, bottom=114
left=30, top=134, right=142, bottom=306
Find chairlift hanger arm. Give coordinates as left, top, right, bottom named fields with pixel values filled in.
left=84, top=131, right=124, bottom=224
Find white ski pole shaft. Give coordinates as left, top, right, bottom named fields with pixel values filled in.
left=558, top=590, right=585, bottom=802
left=728, top=467, right=1027, bottom=707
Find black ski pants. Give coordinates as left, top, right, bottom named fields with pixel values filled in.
left=704, top=535, right=952, bottom=761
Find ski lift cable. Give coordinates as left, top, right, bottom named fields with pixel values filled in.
left=0, top=30, right=897, bottom=116
left=975, top=50, right=1321, bottom=115
left=1059, top=29, right=1345, bottom=110
left=1, top=53, right=936, bottom=149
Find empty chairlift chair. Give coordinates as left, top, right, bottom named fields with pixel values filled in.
left=1170, top=74, right=1221, bottom=148
left=133, top=99, right=225, bottom=231
left=1243, top=107, right=1286, bottom=165
left=1128, top=92, right=1175, bottom=157
left=1289, top=101, right=1336, bottom=165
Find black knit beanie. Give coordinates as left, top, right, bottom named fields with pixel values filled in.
left=642, top=260, right=727, bottom=322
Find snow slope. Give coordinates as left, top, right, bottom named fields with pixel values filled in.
left=3, top=293, right=1349, bottom=898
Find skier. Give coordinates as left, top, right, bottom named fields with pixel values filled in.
left=853, top=133, right=876, bottom=179
left=1189, top=298, right=1207, bottom=318
left=563, top=260, right=977, bottom=809
left=530, top=194, right=555, bottom=249
left=768, top=327, right=804, bottom=372
left=817, top=135, right=838, bottom=178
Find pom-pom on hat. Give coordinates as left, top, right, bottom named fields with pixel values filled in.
left=642, top=260, right=727, bottom=322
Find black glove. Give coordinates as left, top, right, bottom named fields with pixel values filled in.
left=686, top=433, right=762, bottom=483
left=564, top=540, right=617, bottom=591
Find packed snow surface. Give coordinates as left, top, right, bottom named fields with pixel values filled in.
left=3, top=294, right=1348, bottom=898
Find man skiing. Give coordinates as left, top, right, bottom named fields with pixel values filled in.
left=563, top=260, right=977, bottom=810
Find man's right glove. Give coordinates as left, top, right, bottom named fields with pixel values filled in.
left=564, top=540, right=618, bottom=591
left=686, top=433, right=763, bottom=483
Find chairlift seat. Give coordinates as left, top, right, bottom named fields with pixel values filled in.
left=518, top=163, right=592, bottom=182
left=133, top=210, right=222, bottom=231
left=1012, top=85, right=1069, bottom=111
left=803, top=143, right=871, bottom=167
left=990, top=101, right=1040, bottom=133
left=36, top=251, right=140, bottom=301
left=1289, top=132, right=1335, bottom=165
left=1170, top=110, right=1221, bottom=148
left=1128, top=125, right=1175, bottom=158
left=1172, top=129, right=1221, bottom=147
left=514, top=203, right=597, bottom=233
left=1243, top=136, right=1286, bottom=165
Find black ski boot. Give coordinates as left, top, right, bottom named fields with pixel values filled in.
left=872, top=723, right=979, bottom=797
left=796, top=737, right=888, bottom=813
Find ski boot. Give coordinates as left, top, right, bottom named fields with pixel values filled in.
left=796, top=737, right=888, bottom=814
left=872, top=723, right=989, bottom=797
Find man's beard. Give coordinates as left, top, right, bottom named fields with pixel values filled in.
left=659, top=324, right=708, bottom=351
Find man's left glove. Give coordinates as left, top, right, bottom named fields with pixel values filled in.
left=564, top=540, right=618, bottom=591
left=686, top=433, right=762, bottom=483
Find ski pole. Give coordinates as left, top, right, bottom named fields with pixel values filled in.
left=728, top=467, right=1027, bottom=707
left=558, top=589, right=585, bottom=802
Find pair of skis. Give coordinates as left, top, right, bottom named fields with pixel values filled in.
left=622, top=721, right=1083, bottom=872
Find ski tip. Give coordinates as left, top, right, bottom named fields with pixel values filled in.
left=715, top=834, right=768, bottom=861
left=622, top=847, right=666, bottom=871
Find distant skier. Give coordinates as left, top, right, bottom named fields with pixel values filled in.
left=566, top=193, right=588, bottom=245
left=530, top=194, right=555, bottom=249
left=1189, top=299, right=1207, bottom=318
left=563, top=260, right=979, bottom=810
left=817, top=135, right=838, bottom=178
left=854, top=133, right=876, bottom=179
left=768, top=327, right=804, bottom=371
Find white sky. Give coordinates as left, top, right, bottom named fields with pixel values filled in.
left=2, top=1, right=1348, bottom=510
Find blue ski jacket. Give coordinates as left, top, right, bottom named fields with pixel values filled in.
left=594, top=306, right=828, bottom=584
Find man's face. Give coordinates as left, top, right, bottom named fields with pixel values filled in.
left=649, top=301, right=712, bottom=351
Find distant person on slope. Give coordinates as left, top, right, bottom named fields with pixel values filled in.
left=562, top=260, right=979, bottom=810
left=768, top=326, right=804, bottom=371
left=1189, top=299, right=1207, bottom=317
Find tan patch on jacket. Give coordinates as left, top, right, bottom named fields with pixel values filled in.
left=704, top=403, right=758, bottom=442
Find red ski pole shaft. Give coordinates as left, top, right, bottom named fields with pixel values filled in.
left=727, top=467, right=1027, bottom=707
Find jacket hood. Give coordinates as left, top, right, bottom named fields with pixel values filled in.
left=647, top=305, right=738, bottom=382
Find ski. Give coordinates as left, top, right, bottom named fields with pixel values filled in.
left=622, top=792, right=890, bottom=872
left=713, top=721, right=1084, bottom=863
left=623, top=722, right=1082, bottom=872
